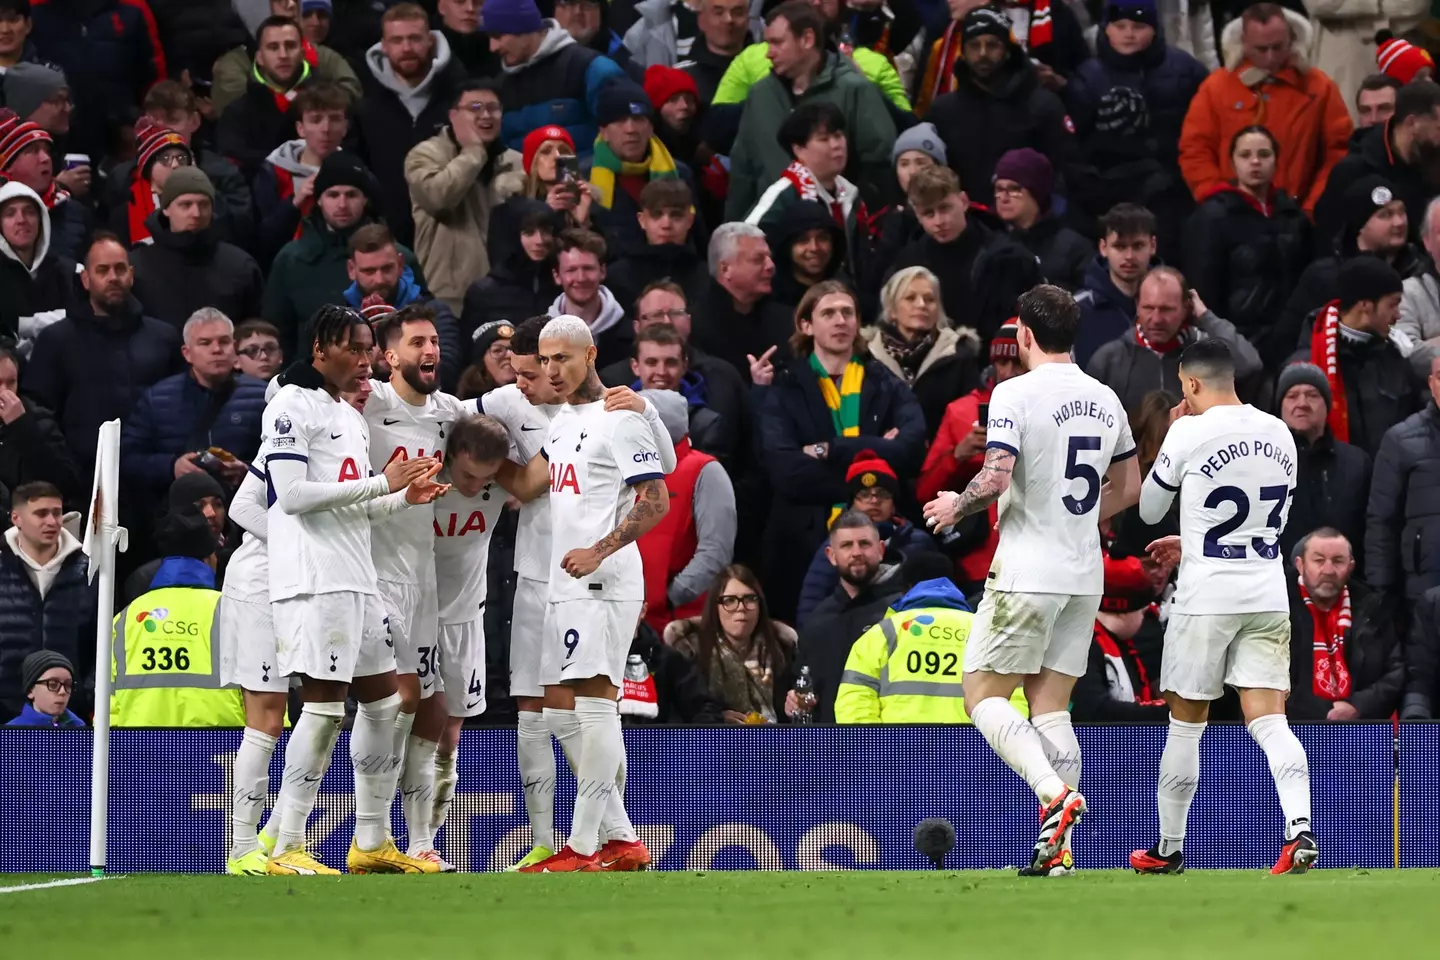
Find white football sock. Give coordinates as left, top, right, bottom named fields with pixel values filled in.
left=351, top=692, right=402, bottom=852
left=230, top=727, right=277, bottom=859
left=517, top=711, right=557, bottom=850
left=1248, top=713, right=1312, bottom=840
left=569, top=697, right=623, bottom=856
left=401, top=735, right=439, bottom=855
left=391, top=707, right=416, bottom=775
left=273, top=701, right=344, bottom=855
left=969, top=697, right=1067, bottom=805
left=600, top=711, right=636, bottom=844
left=431, top=749, right=457, bottom=833
left=543, top=706, right=582, bottom=775
left=1031, top=711, right=1082, bottom=791
left=1157, top=716, right=1206, bottom=856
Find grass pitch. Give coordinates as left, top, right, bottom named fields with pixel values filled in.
left=4, top=869, right=1438, bottom=959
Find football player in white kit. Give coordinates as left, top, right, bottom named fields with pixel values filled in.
left=1130, top=339, right=1313, bottom=875
left=923, top=285, right=1140, bottom=877
left=259, top=305, right=449, bottom=876
left=499, top=315, right=672, bottom=872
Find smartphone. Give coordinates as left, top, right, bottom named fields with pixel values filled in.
left=555, top=154, right=579, bottom=183
left=978, top=402, right=989, bottom=427
left=191, top=77, right=212, bottom=97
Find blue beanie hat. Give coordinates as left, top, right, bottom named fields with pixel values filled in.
left=482, top=0, right=543, bottom=36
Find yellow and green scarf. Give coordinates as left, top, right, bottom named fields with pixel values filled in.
left=590, top=135, right=678, bottom=209
left=811, top=353, right=865, bottom=525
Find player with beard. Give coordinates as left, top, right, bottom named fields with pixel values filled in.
left=499, top=316, right=674, bottom=873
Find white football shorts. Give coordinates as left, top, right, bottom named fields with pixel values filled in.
left=216, top=591, right=288, bottom=694
left=378, top=577, right=438, bottom=692
left=273, top=591, right=394, bottom=683
left=509, top=576, right=547, bottom=699
left=1161, top=611, right=1292, bottom=701
left=542, top=597, right=643, bottom=688
left=964, top=590, right=1101, bottom=679
left=435, top=618, right=487, bottom=717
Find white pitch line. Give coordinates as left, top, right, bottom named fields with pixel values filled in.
left=0, top=876, right=122, bottom=894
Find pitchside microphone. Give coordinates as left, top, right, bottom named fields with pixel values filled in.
left=915, top=818, right=956, bottom=869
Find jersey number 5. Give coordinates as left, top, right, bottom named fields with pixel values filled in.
left=1203, top=485, right=1288, bottom=560
left=1062, top=436, right=1103, bottom=516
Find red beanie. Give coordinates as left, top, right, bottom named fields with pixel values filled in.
left=1376, top=30, right=1434, bottom=84
left=990, top=320, right=1019, bottom=361
left=521, top=125, right=576, bottom=176
left=135, top=116, right=191, bottom=180
left=0, top=108, right=50, bottom=171
left=845, top=449, right=900, bottom=500
left=643, top=64, right=698, bottom=111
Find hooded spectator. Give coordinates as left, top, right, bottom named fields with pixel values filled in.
left=1074, top=202, right=1158, bottom=367
left=0, top=107, right=88, bottom=262
left=991, top=147, right=1092, bottom=291
left=264, top=151, right=423, bottom=359
left=354, top=2, right=468, bottom=248
left=1287, top=528, right=1403, bottom=721
left=211, top=0, right=359, bottom=114
left=404, top=78, right=525, bottom=313
left=1087, top=266, right=1263, bottom=413
left=1183, top=125, right=1311, bottom=362
left=765, top=199, right=848, bottom=315
left=460, top=200, right=559, bottom=342
left=129, top=168, right=265, bottom=334
left=1179, top=4, right=1350, bottom=215
left=0, top=180, right=73, bottom=350
left=644, top=63, right=702, bottom=167
left=690, top=221, right=794, bottom=384
left=25, top=235, right=181, bottom=480
left=1277, top=362, right=1371, bottom=566
left=4, top=647, right=85, bottom=726
left=250, top=80, right=350, bottom=265
left=925, top=6, right=1080, bottom=210
left=863, top=265, right=980, bottom=439
left=603, top=178, right=708, bottom=311
left=487, top=0, right=626, bottom=154
left=0, top=343, right=80, bottom=513
left=434, top=0, right=500, bottom=76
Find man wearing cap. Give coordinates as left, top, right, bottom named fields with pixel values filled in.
left=128, top=167, right=265, bottom=333
left=3, top=59, right=70, bottom=152
left=485, top=0, right=626, bottom=155
left=110, top=116, right=194, bottom=248
left=925, top=6, right=1080, bottom=210
left=5, top=649, right=84, bottom=726
left=1275, top=361, right=1371, bottom=565
left=110, top=506, right=245, bottom=728
left=635, top=388, right=735, bottom=634
left=0, top=480, right=89, bottom=722
left=264, top=151, right=422, bottom=361
left=0, top=106, right=89, bottom=263
left=992, top=147, right=1092, bottom=291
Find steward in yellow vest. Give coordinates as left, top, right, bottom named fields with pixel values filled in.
left=836, top=578, right=1027, bottom=723
left=110, top=510, right=244, bottom=727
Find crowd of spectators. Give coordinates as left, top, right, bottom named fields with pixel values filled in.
left=2, top=0, right=1440, bottom=729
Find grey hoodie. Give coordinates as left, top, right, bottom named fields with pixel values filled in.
left=365, top=31, right=454, bottom=120
left=549, top=286, right=626, bottom=338
left=504, top=21, right=575, bottom=75
left=264, top=139, right=321, bottom=179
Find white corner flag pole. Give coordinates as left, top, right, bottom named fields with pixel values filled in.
left=84, top=420, right=126, bottom=877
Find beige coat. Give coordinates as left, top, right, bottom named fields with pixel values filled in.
left=405, top=130, right=524, bottom=311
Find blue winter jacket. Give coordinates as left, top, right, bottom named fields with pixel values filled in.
left=496, top=23, right=625, bottom=156
left=0, top=534, right=91, bottom=719
left=796, top=519, right=941, bottom=626
left=119, top=372, right=269, bottom=501
left=1074, top=256, right=1140, bottom=369
left=6, top=703, right=86, bottom=727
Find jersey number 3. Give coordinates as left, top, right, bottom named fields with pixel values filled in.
left=1203, top=485, right=1287, bottom=560
left=1062, top=436, right=1103, bottom=516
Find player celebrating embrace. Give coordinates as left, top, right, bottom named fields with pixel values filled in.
left=1131, top=341, right=1312, bottom=875
left=923, top=286, right=1140, bottom=877
left=501, top=316, right=672, bottom=872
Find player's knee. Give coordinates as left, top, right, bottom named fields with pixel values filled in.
left=245, top=692, right=289, bottom=737
left=395, top=672, right=422, bottom=710
left=1237, top=688, right=1287, bottom=727
left=963, top=670, right=1021, bottom=704
left=1163, top=692, right=1210, bottom=724
left=544, top=684, right=576, bottom=710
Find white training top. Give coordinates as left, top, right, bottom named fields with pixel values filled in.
left=221, top=466, right=269, bottom=600
left=432, top=471, right=508, bottom=625
left=479, top=383, right=558, bottom=583
left=984, top=362, right=1135, bottom=596
left=542, top=401, right=663, bottom=603
left=1140, top=404, right=1296, bottom=615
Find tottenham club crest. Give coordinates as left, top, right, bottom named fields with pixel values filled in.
left=275, top=413, right=292, bottom=435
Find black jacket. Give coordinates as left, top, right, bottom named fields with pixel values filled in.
left=925, top=50, right=1080, bottom=208
left=689, top=280, right=795, bottom=384
left=129, top=213, right=264, bottom=333
left=1008, top=215, right=1092, bottom=292
left=1288, top=580, right=1403, bottom=720
left=0, top=535, right=92, bottom=720
left=102, top=148, right=255, bottom=249
left=603, top=240, right=709, bottom=315
left=1284, top=427, right=1371, bottom=570
left=216, top=73, right=316, bottom=180
left=764, top=199, right=849, bottom=314
left=458, top=252, right=560, bottom=344
left=1071, top=616, right=1167, bottom=722
left=23, top=296, right=182, bottom=478
left=757, top=355, right=927, bottom=621
left=796, top=570, right=906, bottom=723
left=590, top=160, right=706, bottom=261
left=625, top=621, right=725, bottom=724
left=1314, top=123, right=1432, bottom=255
left=0, top=245, right=77, bottom=346
left=600, top=345, right=747, bottom=468
left=0, top=401, right=84, bottom=515
left=1289, top=327, right=1423, bottom=460
left=1366, top=402, right=1440, bottom=603
left=679, top=42, right=735, bottom=106
left=1183, top=185, right=1312, bottom=358
left=887, top=220, right=1041, bottom=343
left=1405, top=584, right=1440, bottom=717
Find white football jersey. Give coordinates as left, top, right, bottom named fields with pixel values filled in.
left=984, top=362, right=1135, bottom=595
left=1147, top=404, right=1296, bottom=614
left=480, top=383, right=559, bottom=582
left=364, top=380, right=474, bottom=584
left=543, top=401, right=662, bottom=602
left=263, top=384, right=383, bottom=601
left=222, top=466, right=269, bottom=599
left=433, top=471, right=507, bottom=624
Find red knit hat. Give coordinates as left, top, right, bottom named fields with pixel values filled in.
left=1376, top=30, right=1434, bottom=84
left=643, top=64, right=698, bottom=111
left=990, top=320, right=1019, bottom=361
left=846, top=449, right=900, bottom=500
left=521, top=124, right=575, bottom=176
left=360, top=292, right=395, bottom=324
left=0, top=108, right=50, bottom=171
left=135, top=116, right=191, bottom=180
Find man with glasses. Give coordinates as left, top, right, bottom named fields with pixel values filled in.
left=234, top=320, right=284, bottom=379
left=0, top=481, right=91, bottom=723
left=5, top=650, right=84, bottom=726
left=405, top=78, right=523, bottom=313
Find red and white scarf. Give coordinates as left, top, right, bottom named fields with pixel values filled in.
left=1134, top=321, right=1186, bottom=355
left=1299, top=577, right=1352, bottom=700
left=781, top=161, right=845, bottom=228
left=1309, top=300, right=1348, bottom=443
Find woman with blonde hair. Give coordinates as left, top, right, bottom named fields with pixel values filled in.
left=864, top=265, right=981, bottom=440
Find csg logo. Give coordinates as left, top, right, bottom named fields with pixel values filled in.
left=900, top=614, right=934, bottom=636
left=632, top=451, right=660, bottom=463
left=136, top=608, right=169, bottom=632
left=135, top=608, right=200, bottom=636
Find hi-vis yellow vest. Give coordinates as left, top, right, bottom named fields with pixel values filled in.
left=110, top=586, right=245, bottom=727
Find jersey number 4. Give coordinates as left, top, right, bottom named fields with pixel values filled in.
left=1062, top=436, right=1103, bottom=515
left=1203, top=485, right=1287, bottom=560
